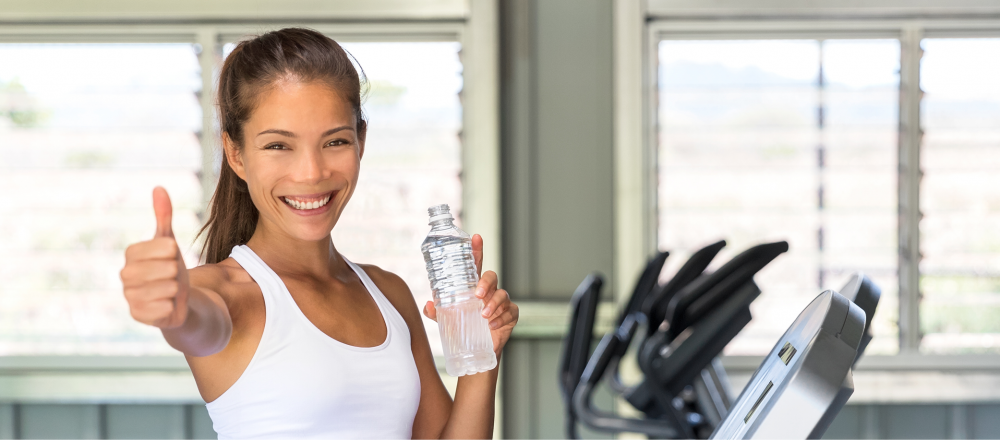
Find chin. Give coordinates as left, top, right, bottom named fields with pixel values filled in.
left=292, top=226, right=336, bottom=242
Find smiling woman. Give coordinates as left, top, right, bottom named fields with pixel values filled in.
left=119, top=28, right=516, bottom=439
left=198, top=29, right=368, bottom=265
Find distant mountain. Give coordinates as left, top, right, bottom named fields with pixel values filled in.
left=660, top=62, right=812, bottom=87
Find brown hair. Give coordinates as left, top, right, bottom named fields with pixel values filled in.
left=198, top=27, right=368, bottom=264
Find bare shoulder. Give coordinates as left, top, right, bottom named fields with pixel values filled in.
left=357, top=263, right=423, bottom=323
left=189, top=258, right=258, bottom=305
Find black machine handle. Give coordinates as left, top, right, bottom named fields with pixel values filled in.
left=607, top=251, right=671, bottom=394
left=619, top=251, right=670, bottom=327
left=573, top=315, right=694, bottom=439
left=625, top=282, right=759, bottom=416
left=643, top=283, right=759, bottom=395
left=643, top=240, right=726, bottom=336
left=558, top=273, right=604, bottom=439
left=665, top=241, right=788, bottom=337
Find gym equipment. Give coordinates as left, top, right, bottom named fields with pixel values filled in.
left=562, top=239, right=882, bottom=439
left=559, top=245, right=718, bottom=438
left=559, top=251, right=670, bottom=438
left=558, top=274, right=603, bottom=439
left=609, top=244, right=724, bottom=394
left=709, top=289, right=866, bottom=439
left=573, top=241, right=788, bottom=438
left=643, top=241, right=727, bottom=337
left=627, top=242, right=789, bottom=422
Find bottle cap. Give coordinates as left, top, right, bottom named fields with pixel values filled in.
left=428, top=204, right=453, bottom=224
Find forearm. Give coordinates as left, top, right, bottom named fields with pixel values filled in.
left=439, top=357, right=500, bottom=439
left=162, top=287, right=232, bottom=357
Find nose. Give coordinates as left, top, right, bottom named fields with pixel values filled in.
left=293, top=146, right=325, bottom=184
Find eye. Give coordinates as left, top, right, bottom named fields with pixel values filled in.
left=264, top=143, right=288, bottom=150
left=326, top=138, right=350, bottom=147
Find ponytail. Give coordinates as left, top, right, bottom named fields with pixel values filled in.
left=198, top=159, right=259, bottom=264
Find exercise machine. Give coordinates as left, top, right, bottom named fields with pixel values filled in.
left=559, top=251, right=670, bottom=438
left=573, top=241, right=789, bottom=438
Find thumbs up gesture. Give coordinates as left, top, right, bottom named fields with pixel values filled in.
left=121, top=187, right=190, bottom=329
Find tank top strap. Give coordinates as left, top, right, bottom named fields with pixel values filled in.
left=228, top=245, right=288, bottom=314
left=343, top=259, right=409, bottom=333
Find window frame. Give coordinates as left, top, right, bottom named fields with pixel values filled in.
left=0, top=0, right=501, bottom=404
left=614, top=0, right=1000, bottom=388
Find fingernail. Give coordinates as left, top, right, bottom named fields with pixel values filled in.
left=482, top=306, right=492, bottom=317
left=490, top=320, right=499, bottom=329
left=475, top=288, right=485, bottom=298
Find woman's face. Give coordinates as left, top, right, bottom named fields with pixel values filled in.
left=226, top=79, right=364, bottom=242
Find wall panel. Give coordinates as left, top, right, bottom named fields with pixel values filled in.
left=19, top=405, right=101, bottom=439
left=500, top=0, right=614, bottom=302
left=106, top=405, right=185, bottom=439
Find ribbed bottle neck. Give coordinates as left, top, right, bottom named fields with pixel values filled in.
left=429, top=219, right=456, bottom=230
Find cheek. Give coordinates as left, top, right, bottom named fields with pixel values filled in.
left=330, top=149, right=362, bottom=180
left=241, top=157, right=283, bottom=202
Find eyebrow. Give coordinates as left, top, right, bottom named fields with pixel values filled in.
left=256, top=125, right=354, bottom=138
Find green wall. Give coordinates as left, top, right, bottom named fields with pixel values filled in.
left=498, top=0, right=616, bottom=437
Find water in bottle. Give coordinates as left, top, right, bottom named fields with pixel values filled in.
left=421, top=204, right=497, bottom=376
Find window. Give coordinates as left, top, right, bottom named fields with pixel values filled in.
left=656, top=39, right=900, bottom=355
left=0, top=39, right=466, bottom=356
left=0, top=43, right=203, bottom=354
left=919, top=38, right=1000, bottom=354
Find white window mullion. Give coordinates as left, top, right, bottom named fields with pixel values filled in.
left=897, top=25, right=924, bottom=353
left=196, top=27, right=219, bottom=216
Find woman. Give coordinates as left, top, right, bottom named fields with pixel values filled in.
left=120, top=28, right=517, bottom=439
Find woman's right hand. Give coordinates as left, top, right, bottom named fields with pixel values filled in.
left=121, top=187, right=190, bottom=329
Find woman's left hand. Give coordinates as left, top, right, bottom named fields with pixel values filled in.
left=422, top=234, right=518, bottom=359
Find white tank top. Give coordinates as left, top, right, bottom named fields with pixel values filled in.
left=206, top=245, right=422, bottom=439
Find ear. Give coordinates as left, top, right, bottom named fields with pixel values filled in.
left=223, top=132, right=248, bottom=180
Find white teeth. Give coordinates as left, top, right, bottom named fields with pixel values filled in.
left=284, top=194, right=332, bottom=210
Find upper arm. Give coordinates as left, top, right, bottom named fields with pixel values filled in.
left=183, top=264, right=236, bottom=354
left=361, top=265, right=453, bottom=439
left=182, top=262, right=265, bottom=402
left=188, top=265, right=233, bottom=321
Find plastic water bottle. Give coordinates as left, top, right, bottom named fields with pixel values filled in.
left=421, top=204, right=497, bottom=376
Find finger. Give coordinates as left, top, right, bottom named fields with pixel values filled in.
left=423, top=301, right=437, bottom=321
left=120, top=260, right=180, bottom=287
left=489, top=309, right=516, bottom=330
left=482, top=288, right=509, bottom=319
left=475, top=270, right=499, bottom=300
left=125, top=237, right=179, bottom=262
left=471, top=234, right=483, bottom=278
left=152, top=186, right=174, bottom=238
left=140, top=279, right=182, bottom=301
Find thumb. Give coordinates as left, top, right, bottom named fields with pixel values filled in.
left=152, top=186, right=174, bottom=238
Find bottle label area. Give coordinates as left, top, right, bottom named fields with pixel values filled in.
left=436, top=299, right=497, bottom=377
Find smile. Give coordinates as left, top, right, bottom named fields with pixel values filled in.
left=281, top=192, right=333, bottom=211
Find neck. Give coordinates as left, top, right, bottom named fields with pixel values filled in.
left=244, top=217, right=347, bottom=280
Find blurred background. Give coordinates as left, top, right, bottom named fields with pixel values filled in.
left=0, top=0, right=999, bottom=438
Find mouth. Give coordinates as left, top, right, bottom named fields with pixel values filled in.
left=281, top=191, right=335, bottom=211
